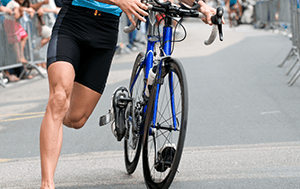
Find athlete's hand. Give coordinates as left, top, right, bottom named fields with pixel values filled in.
left=199, top=3, right=221, bottom=25
left=179, top=0, right=225, bottom=25
left=115, top=0, right=148, bottom=26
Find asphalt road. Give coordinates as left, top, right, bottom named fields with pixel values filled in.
left=1, top=22, right=300, bottom=188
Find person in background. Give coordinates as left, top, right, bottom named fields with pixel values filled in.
left=3, top=0, right=34, bottom=64
left=16, top=0, right=49, bottom=76
left=34, top=0, right=60, bottom=48
left=0, top=1, right=20, bottom=82
left=34, top=0, right=59, bottom=73
left=0, top=0, right=12, bottom=13
left=226, top=0, right=242, bottom=27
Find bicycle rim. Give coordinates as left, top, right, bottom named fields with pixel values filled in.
left=124, top=52, right=145, bottom=174
left=143, top=59, right=188, bottom=189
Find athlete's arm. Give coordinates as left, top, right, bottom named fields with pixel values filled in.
left=95, top=0, right=148, bottom=25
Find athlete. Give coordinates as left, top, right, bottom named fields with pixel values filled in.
left=39, top=0, right=217, bottom=188
left=226, top=0, right=242, bottom=27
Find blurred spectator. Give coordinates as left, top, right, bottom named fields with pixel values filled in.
left=34, top=8, right=50, bottom=72
left=33, top=0, right=59, bottom=72
left=17, top=0, right=49, bottom=76
left=240, top=0, right=255, bottom=24
left=275, top=0, right=280, bottom=21
left=34, top=0, right=60, bottom=24
left=0, top=1, right=12, bottom=14
left=35, top=0, right=59, bottom=48
left=38, top=0, right=60, bottom=15
left=3, top=0, right=49, bottom=79
left=1, top=0, right=11, bottom=6
left=6, top=0, right=38, bottom=79
left=3, top=70, right=20, bottom=81
left=0, top=1, right=20, bottom=82
left=3, top=0, right=33, bottom=64
left=225, top=0, right=242, bottom=27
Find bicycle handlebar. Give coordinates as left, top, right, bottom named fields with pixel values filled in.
left=205, top=7, right=224, bottom=45
left=123, top=2, right=224, bottom=46
left=124, top=16, right=139, bottom=33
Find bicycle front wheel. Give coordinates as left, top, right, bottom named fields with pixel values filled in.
left=124, top=52, right=145, bottom=174
left=143, top=59, right=188, bottom=189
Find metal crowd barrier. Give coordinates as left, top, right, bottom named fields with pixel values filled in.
left=285, top=0, right=300, bottom=85
left=255, top=0, right=300, bottom=86
left=254, top=0, right=291, bottom=33
left=0, top=12, right=53, bottom=87
left=0, top=11, right=145, bottom=87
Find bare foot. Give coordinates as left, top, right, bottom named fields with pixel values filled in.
left=8, top=75, right=20, bottom=82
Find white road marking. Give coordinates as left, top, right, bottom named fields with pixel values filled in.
left=260, top=111, right=281, bottom=115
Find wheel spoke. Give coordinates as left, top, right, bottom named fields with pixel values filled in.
left=143, top=61, right=187, bottom=188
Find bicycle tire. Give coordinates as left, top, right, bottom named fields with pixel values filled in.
left=142, top=58, right=188, bottom=189
left=124, top=52, right=146, bottom=174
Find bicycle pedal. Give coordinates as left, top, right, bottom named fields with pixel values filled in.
left=111, top=86, right=131, bottom=141
left=99, top=110, right=113, bottom=126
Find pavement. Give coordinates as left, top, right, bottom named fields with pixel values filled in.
left=1, top=21, right=300, bottom=189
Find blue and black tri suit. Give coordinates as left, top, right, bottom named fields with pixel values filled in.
left=47, top=0, right=122, bottom=94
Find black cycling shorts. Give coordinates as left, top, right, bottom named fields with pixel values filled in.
left=47, top=3, right=120, bottom=94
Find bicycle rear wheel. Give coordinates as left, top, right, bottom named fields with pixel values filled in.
left=124, top=52, right=146, bottom=174
left=143, top=59, right=188, bottom=189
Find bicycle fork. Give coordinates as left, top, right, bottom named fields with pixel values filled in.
left=150, top=21, right=178, bottom=135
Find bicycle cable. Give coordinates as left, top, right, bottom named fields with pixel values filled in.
left=156, top=14, right=188, bottom=55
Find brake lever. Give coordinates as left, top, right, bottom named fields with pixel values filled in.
left=123, top=14, right=143, bottom=33
left=136, top=19, right=141, bottom=30
left=211, top=7, right=224, bottom=41
left=191, top=1, right=200, bottom=10
left=179, top=2, right=190, bottom=10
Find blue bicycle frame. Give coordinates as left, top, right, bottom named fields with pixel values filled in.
left=129, top=11, right=178, bottom=134
left=153, top=18, right=178, bottom=131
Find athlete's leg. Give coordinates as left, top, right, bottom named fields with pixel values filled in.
left=40, top=61, right=102, bottom=188
left=63, top=82, right=101, bottom=129
left=40, top=62, right=75, bottom=189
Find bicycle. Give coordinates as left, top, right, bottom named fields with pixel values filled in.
left=100, top=1, right=224, bottom=188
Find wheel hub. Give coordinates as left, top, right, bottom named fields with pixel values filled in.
left=155, top=143, right=176, bottom=172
